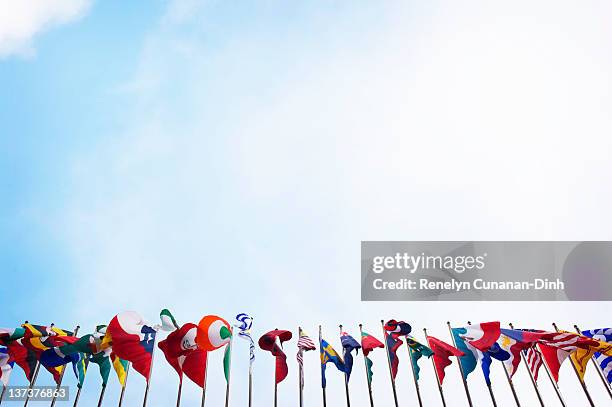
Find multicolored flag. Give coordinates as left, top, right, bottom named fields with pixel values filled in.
left=89, top=349, right=111, bottom=387
left=259, top=330, right=292, bottom=384
left=455, top=322, right=501, bottom=352
left=0, top=347, right=14, bottom=386
left=158, top=322, right=207, bottom=387
left=477, top=342, right=511, bottom=385
left=426, top=336, right=464, bottom=385
left=360, top=331, right=384, bottom=385
left=234, top=313, right=255, bottom=372
left=384, top=320, right=412, bottom=337
left=103, top=311, right=158, bottom=381
left=0, top=327, right=26, bottom=344
left=111, top=353, right=129, bottom=387
left=384, top=331, right=403, bottom=379
left=581, top=328, right=612, bottom=383
left=405, top=336, right=433, bottom=382
left=340, top=332, right=361, bottom=381
left=450, top=328, right=477, bottom=379
left=537, top=332, right=598, bottom=382
left=6, top=339, right=38, bottom=382
left=196, top=315, right=232, bottom=351
left=525, top=347, right=543, bottom=381
left=297, top=328, right=316, bottom=390
left=319, top=338, right=345, bottom=388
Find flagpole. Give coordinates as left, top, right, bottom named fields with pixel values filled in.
left=23, top=321, right=47, bottom=407
left=224, top=330, right=233, bottom=407
left=0, top=386, right=5, bottom=405
left=248, top=326, right=253, bottom=407
left=200, top=352, right=208, bottom=407
left=508, top=323, right=545, bottom=407
left=574, top=324, right=612, bottom=398
left=423, top=328, right=446, bottom=407
left=97, top=384, right=106, bottom=407
left=552, top=323, right=595, bottom=407
left=117, top=362, right=131, bottom=407
left=50, top=325, right=80, bottom=407
left=358, top=324, right=375, bottom=407
left=407, top=345, right=423, bottom=407
left=380, top=320, right=399, bottom=407
left=319, top=325, right=326, bottom=407
left=176, top=377, right=183, bottom=407
left=500, top=356, right=521, bottom=407
left=73, top=357, right=90, bottom=407
left=446, top=321, right=473, bottom=407
left=298, top=327, right=304, bottom=407
left=338, top=325, right=351, bottom=407
left=142, top=332, right=158, bottom=407
left=466, top=321, right=497, bottom=407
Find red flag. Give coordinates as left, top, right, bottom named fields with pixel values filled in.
left=104, top=311, right=157, bottom=380
left=537, top=332, right=599, bottom=382
left=6, top=340, right=37, bottom=382
left=158, top=323, right=208, bottom=387
left=361, top=332, right=384, bottom=357
left=427, top=336, right=464, bottom=384
left=258, top=330, right=292, bottom=384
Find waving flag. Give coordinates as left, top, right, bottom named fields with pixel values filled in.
left=360, top=331, right=384, bottom=384
left=235, top=313, right=255, bottom=372
left=259, top=330, right=292, bottom=384
left=384, top=320, right=411, bottom=337
left=340, top=332, right=361, bottom=381
left=104, top=311, right=158, bottom=380
left=427, top=336, right=464, bottom=384
left=525, top=347, right=543, bottom=381
left=450, top=328, right=477, bottom=379
left=0, top=327, right=26, bottom=344
left=320, top=338, right=345, bottom=388
left=538, top=332, right=598, bottom=382
left=582, top=328, right=612, bottom=383
left=384, top=331, right=403, bottom=379
left=568, top=333, right=612, bottom=381
left=0, top=347, right=14, bottom=386
left=196, top=315, right=231, bottom=351
left=478, top=342, right=511, bottom=385
left=297, top=328, right=316, bottom=390
left=111, top=353, right=129, bottom=387
left=89, top=349, right=112, bottom=387
left=405, top=336, right=433, bottom=382
left=158, top=322, right=207, bottom=387
left=455, top=322, right=501, bottom=352
left=6, top=340, right=38, bottom=382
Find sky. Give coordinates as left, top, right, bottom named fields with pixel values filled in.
left=1, top=0, right=611, bottom=405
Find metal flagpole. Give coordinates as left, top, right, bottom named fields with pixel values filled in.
left=574, top=324, right=612, bottom=398
left=319, top=325, right=326, bottom=407
left=508, top=323, right=545, bottom=407
left=50, top=325, right=80, bottom=407
left=358, top=324, right=375, bottom=407
left=500, top=356, right=521, bottom=406
left=117, top=362, right=131, bottom=407
left=446, top=321, right=473, bottom=407
left=176, top=377, right=183, bottom=407
left=552, top=323, right=595, bottom=407
left=142, top=332, right=158, bottom=407
left=298, top=327, right=303, bottom=407
left=72, top=357, right=90, bottom=407
left=200, top=352, right=209, bottom=407
left=0, top=386, right=5, bottom=405
left=96, top=384, right=107, bottom=407
left=423, top=328, right=446, bottom=407
left=23, top=321, right=47, bottom=407
left=338, top=325, right=351, bottom=407
left=224, top=330, right=233, bottom=407
left=380, top=320, right=399, bottom=407
left=273, top=328, right=280, bottom=407
left=248, top=325, right=253, bottom=407
left=466, top=321, right=497, bottom=407
left=406, top=342, right=423, bottom=407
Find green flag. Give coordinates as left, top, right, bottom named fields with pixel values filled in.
left=90, top=351, right=111, bottom=387
left=223, top=342, right=232, bottom=382
left=406, top=336, right=433, bottom=381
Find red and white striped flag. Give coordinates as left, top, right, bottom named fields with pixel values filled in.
left=296, top=328, right=316, bottom=390
left=525, top=347, right=543, bottom=381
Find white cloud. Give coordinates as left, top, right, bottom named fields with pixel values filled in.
left=0, top=0, right=91, bottom=57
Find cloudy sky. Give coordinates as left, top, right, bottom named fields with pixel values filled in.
left=1, top=0, right=611, bottom=405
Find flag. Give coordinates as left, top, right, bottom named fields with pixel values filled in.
left=384, top=320, right=412, bottom=337
left=320, top=338, right=345, bottom=388
left=360, top=331, right=384, bottom=385
left=158, top=319, right=207, bottom=387
left=22, top=324, right=61, bottom=338
left=223, top=342, right=231, bottom=383
left=499, top=328, right=549, bottom=378
left=450, top=328, right=477, bottom=379
left=0, top=327, right=26, bottom=344
left=6, top=339, right=38, bottom=382
left=426, top=336, right=463, bottom=385
left=568, top=333, right=612, bottom=381
left=104, top=311, right=158, bottom=380
left=111, top=353, right=129, bottom=387
left=582, top=328, right=612, bottom=383
left=340, top=332, right=361, bottom=381
left=160, top=309, right=179, bottom=332
left=384, top=331, right=403, bottom=380
left=525, top=347, right=543, bottom=381
left=455, top=322, right=501, bottom=352
left=89, top=349, right=111, bottom=387
left=234, top=313, right=255, bottom=372
left=477, top=342, right=511, bottom=385
left=73, top=353, right=88, bottom=388
left=196, top=315, right=231, bottom=351
left=405, top=336, right=433, bottom=382
left=259, top=330, right=292, bottom=384
left=0, top=347, right=14, bottom=386
left=297, top=328, right=316, bottom=390
left=537, top=332, right=599, bottom=382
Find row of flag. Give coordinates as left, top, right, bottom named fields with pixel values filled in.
left=0, top=313, right=610, bottom=407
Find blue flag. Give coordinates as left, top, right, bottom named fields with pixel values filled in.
left=340, top=332, right=361, bottom=381
left=320, top=338, right=345, bottom=388
left=451, top=327, right=477, bottom=378
left=479, top=342, right=510, bottom=385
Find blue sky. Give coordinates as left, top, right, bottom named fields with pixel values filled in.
left=1, top=1, right=612, bottom=405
